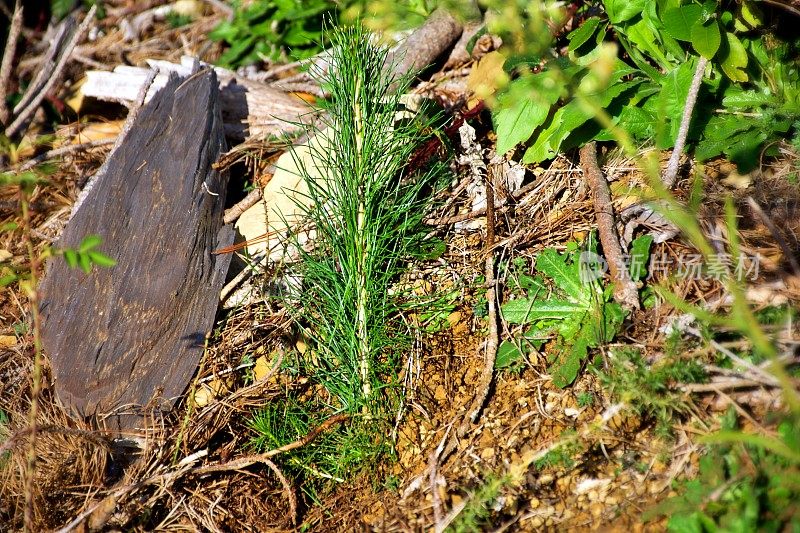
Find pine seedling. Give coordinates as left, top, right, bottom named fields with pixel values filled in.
left=286, top=23, right=443, bottom=416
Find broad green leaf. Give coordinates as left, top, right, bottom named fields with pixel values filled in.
left=721, top=89, right=774, bottom=108
left=690, top=19, right=721, bottom=59
left=535, top=248, right=586, bottom=302
left=78, top=234, right=102, bottom=253
left=568, top=17, right=603, bottom=51
left=719, top=32, right=748, bottom=82
left=737, top=0, right=764, bottom=30
left=496, top=340, right=523, bottom=369
left=662, top=4, right=703, bottom=41
left=624, top=19, right=672, bottom=70
left=523, top=100, right=593, bottom=163
left=629, top=235, right=653, bottom=281
left=616, top=105, right=656, bottom=139
left=603, top=0, right=646, bottom=23
left=87, top=251, right=117, bottom=268
left=548, top=325, right=591, bottom=387
left=493, top=73, right=563, bottom=154
left=501, top=298, right=585, bottom=324
left=63, top=249, right=78, bottom=269
left=494, top=99, right=549, bottom=155
left=598, top=302, right=625, bottom=343
left=0, top=273, right=17, bottom=286
left=659, top=60, right=695, bottom=127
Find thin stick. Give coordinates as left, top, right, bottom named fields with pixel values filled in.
left=18, top=139, right=115, bottom=171
left=21, top=189, right=44, bottom=532
left=223, top=187, right=262, bottom=225
left=7, top=5, right=97, bottom=138
left=746, top=196, right=800, bottom=276
left=580, top=142, right=639, bottom=311
left=190, top=414, right=349, bottom=475
left=469, top=167, right=498, bottom=422
left=262, top=458, right=298, bottom=526
left=662, top=56, right=708, bottom=188
left=425, top=180, right=538, bottom=225
left=0, top=1, right=23, bottom=125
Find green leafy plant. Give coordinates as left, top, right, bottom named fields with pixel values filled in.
left=247, top=396, right=388, bottom=504
left=597, top=348, right=706, bottom=436
left=284, top=23, right=444, bottom=416
left=209, top=0, right=336, bottom=68
left=646, top=408, right=800, bottom=531
left=500, top=240, right=626, bottom=388
left=485, top=0, right=800, bottom=171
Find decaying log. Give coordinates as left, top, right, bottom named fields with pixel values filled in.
left=39, top=69, right=234, bottom=431
left=81, top=56, right=313, bottom=141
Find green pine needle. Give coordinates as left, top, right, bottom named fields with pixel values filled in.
left=286, top=22, right=443, bottom=416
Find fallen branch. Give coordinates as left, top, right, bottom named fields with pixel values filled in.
left=579, top=142, right=639, bottom=311
left=7, top=5, right=96, bottom=138
left=18, top=139, right=115, bottom=171
left=469, top=169, right=499, bottom=422
left=0, top=1, right=23, bottom=125
left=190, top=414, right=350, bottom=475
left=223, top=187, right=262, bottom=225
left=662, top=56, right=708, bottom=188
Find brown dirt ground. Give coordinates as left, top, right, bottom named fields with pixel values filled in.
left=2, top=3, right=800, bottom=532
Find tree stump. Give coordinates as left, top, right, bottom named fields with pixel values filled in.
left=39, top=69, right=234, bottom=432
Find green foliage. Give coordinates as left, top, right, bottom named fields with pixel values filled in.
left=500, top=239, right=626, bottom=388
left=57, top=235, right=116, bottom=274
left=534, top=430, right=582, bottom=470
left=646, top=409, right=800, bottom=531
left=248, top=396, right=386, bottom=493
left=209, top=0, right=335, bottom=68
left=446, top=474, right=512, bottom=533
left=285, top=23, right=444, bottom=415
left=50, top=0, right=104, bottom=21
left=166, top=12, right=193, bottom=29
left=596, top=348, right=706, bottom=436
left=485, top=0, right=800, bottom=171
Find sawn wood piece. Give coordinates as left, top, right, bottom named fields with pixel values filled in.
left=39, top=69, right=234, bottom=431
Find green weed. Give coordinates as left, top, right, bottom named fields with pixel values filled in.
left=500, top=237, right=626, bottom=387
left=209, top=0, right=336, bottom=67
left=480, top=1, right=800, bottom=171
left=646, top=408, right=800, bottom=531
left=596, top=348, right=707, bottom=437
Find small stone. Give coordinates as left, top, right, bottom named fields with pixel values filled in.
left=527, top=516, right=544, bottom=528
left=434, top=385, right=448, bottom=402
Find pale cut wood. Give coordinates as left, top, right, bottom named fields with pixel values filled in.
left=81, top=56, right=313, bottom=140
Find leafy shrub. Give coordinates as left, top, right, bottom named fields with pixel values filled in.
left=209, top=0, right=335, bottom=67
left=485, top=0, right=800, bottom=171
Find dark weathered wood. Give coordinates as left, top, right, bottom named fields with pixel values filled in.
left=39, top=69, right=234, bottom=431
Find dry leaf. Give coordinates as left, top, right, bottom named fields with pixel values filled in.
left=466, top=51, right=508, bottom=108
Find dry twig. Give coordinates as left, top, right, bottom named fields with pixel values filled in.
left=18, top=139, right=115, bottom=171
left=469, top=170, right=499, bottom=422
left=580, top=142, right=639, bottom=310
left=662, top=56, right=709, bottom=188
left=7, top=5, right=97, bottom=138
left=0, top=1, right=23, bottom=125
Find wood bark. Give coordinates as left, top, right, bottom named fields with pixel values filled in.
left=82, top=56, right=313, bottom=141
left=39, top=69, right=234, bottom=432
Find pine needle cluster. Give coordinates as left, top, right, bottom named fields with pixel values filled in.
left=286, top=23, right=443, bottom=416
